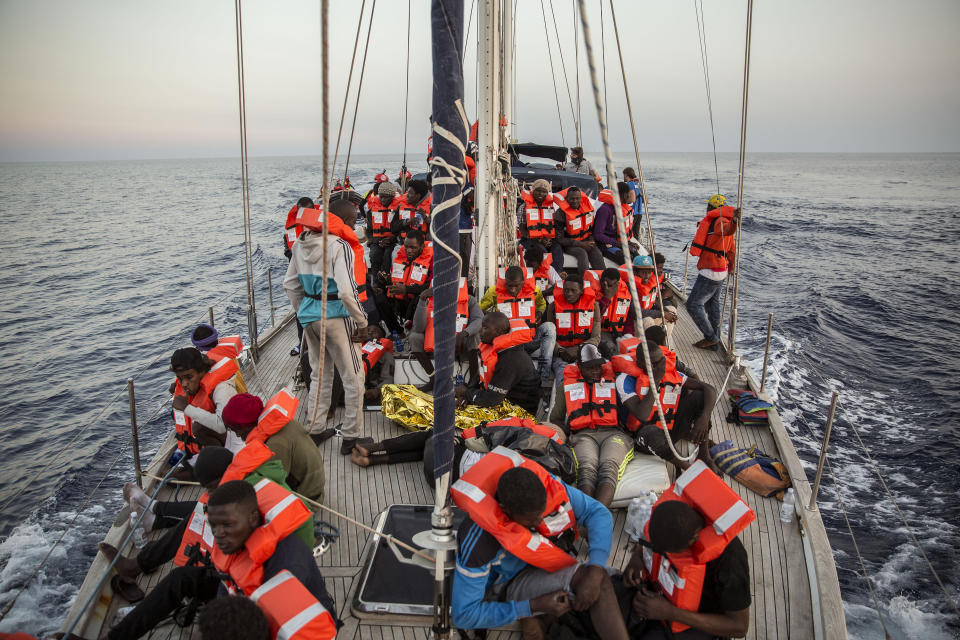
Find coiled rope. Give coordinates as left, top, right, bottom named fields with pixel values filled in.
left=576, top=0, right=696, bottom=465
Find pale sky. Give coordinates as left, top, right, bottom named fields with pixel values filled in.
left=0, top=0, right=958, bottom=161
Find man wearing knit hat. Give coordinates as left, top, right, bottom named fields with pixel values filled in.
left=222, top=393, right=326, bottom=504
left=517, top=179, right=565, bottom=271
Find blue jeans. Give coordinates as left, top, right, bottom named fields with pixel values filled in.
left=685, top=274, right=724, bottom=342
left=524, top=322, right=557, bottom=382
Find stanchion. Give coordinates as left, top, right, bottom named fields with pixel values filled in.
left=807, top=391, right=839, bottom=511
left=267, top=267, right=276, bottom=327
left=127, top=378, right=143, bottom=489
left=760, top=313, right=773, bottom=392
left=208, top=306, right=214, bottom=327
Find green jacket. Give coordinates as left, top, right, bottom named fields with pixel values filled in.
left=245, top=458, right=315, bottom=548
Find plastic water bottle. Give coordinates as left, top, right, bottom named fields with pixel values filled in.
left=780, top=488, right=796, bottom=524
left=624, top=498, right=643, bottom=542
left=130, top=512, right=147, bottom=549
left=392, top=330, right=404, bottom=353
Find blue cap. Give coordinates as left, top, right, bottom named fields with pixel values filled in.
left=632, top=255, right=654, bottom=268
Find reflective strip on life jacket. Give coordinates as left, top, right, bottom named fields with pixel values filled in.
left=250, top=570, right=337, bottom=640
left=206, top=335, right=244, bottom=360
left=562, top=363, right=618, bottom=431
left=553, top=285, right=597, bottom=347
left=284, top=204, right=306, bottom=251
left=173, top=493, right=213, bottom=567
left=425, top=277, right=469, bottom=352
left=450, top=446, right=577, bottom=572
left=641, top=460, right=755, bottom=633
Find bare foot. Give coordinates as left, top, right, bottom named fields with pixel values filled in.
left=354, top=443, right=370, bottom=457
left=122, top=482, right=150, bottom=511
left=350, top=449, right=370, bottom=467
left=98, top=542, right=142, bottom=580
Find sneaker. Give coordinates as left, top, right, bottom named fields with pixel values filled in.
left=340, top=438, right=358, bottom=455
left=290, top=345, right=301, bottom=356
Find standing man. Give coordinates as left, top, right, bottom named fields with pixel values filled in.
left=284, top=199, right=371, bottom=455
left=686, top=195, right=740, bottom=350
left=563, top=146, right=601, bottom=182
left=622, top=167, right=644, bottom=225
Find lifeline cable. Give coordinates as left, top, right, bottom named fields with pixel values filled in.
left=576, top=0, right=696, bottom=465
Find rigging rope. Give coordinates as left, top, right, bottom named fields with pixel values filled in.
left=694, top=0, right=722, bottom=195
left=235, top=0, right=257, bottom=356
left=576, top=0, right=696, bottom=465
left=342, top=0, right=377, bottom=182
left=599, top=0, right=609, bottom=133
left=573, top=0, right=581, bottom=146
left=547, top=0, right=579, bottom=141
left=330, top=0, right=368, bottom=181
left=401, top=0, right=413, bottom=192
left=540, top=0, right=566, bottom=146
left=309, top=0, right=333, bottom=433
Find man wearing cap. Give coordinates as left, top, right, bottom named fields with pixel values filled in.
left=365, top=180, right=400, bottom=276
left=517, top=179, right=565, bottom=270
left=628, top=254, right=678, bottom=332
left=686, top=195, right=741, bottom=350
left=222, top=393, right=326, bottom=504
left=548, top=344, right=629, bottom=507
left=563, top=146, right=600, bottom=181
left=284, top=198, right=371, bottom=454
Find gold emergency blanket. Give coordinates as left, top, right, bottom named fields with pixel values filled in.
left=380, top=384, right=532, bottom=432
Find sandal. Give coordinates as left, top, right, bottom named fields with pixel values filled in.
left=111, top=574, right=144, bottom=603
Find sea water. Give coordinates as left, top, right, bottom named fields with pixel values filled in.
left=0, top=153, right=958, bottom=638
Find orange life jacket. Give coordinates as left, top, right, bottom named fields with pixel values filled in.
left=597, top=188, right=633, bottom=232
left=246, top=387, right=300, bottom=444
left=529, top=254, right=555, bottom=304
left=611, top=353, right=685, bottom=432
left=494, top=276, right=538, bottom=327
left=553, top=285, right=597, bottom=347
left=460, top=417, right=563, bottom=443
left=599, top=278, right=632, bottom=336
left=360, top=338, right=394, bottom=375
left=173, top=357, right=240, bottom=455
left=562, top=363, right=618, bottom=431
left=424, top=277, right=470, bottom=352
left=395, top=192, right=433, bottom=235
left=250, top=570, right=338, bottom=640
left=284, top=204, right=307, bottom=251
left=173, top=440, right=275, bottom=567
left=367, top=194, right=398, bottom=239
left=641, top=461, right=755, bottom=633
left=389, top=244, right=434, bottom=299
left=450, top=446, right=578, bottom=572
left=211, top=478, right=314, bottom=596
left=297, top=207, right=369, bottom=302
left=519, top=190, right=558, bottom=240
left=641, top=271, right=665, bottom=310
left=478, top=320, right=534, bottom=387
left=555, top=188, right=595, bottom=241
left=617, top=335, right=642, bottom=356
left=206, top=335, right=244, bottom=361
left=690, top=206, right=737, bottom=271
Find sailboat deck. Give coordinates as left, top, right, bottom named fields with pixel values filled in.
left=88, top=297, right=825, bottom=639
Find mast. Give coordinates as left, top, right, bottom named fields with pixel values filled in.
left=501, top=0, right=514, bottom=142
left=426, top=1, right=466, bottom=638
left=475, top=0, right=501, bottom=291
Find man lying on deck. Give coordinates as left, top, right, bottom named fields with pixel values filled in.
left=450, top=451, right=628, bottom=640
left=106, top=480, right=337, bottom=640
left=98, top=445, right=312, bottom=603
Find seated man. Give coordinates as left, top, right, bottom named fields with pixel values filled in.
left=622, top=500, right=750, bottom=639
left=626, top=255, right=677, bottom=339
left=450, top=450, right=627, bottom=640
left=169, top=347, right=244, bottom=471
left=190, top=324, right=245, bottom=364
left=407, top=278, right=482, bottom=390
left=596, top=267, right=635, bottom=358
left=543, top=272, right=602, bottom=382
left=390, top=178, right=432, bottom=241
left=517, top=178, right=565, bottom=270
left=372, top=228, right=433, bottom=335
left=547, top=344, right=629, bottom=506
left=99, top=444, right=313, bottom=599
left=555, top=186, right=605, bottom=273
left=222, top=390, right=326, bottom=502
left=479, top=265, right=556, bottom=387
left=522, top=242, right=563, bottom=305
left=614, top=341, right=717, bottom=471
left=457, top=312, right=541, bottom=415
left=644, top=325, right=698, bottom=380
left=593, top=181, right=638, bottom=265
left=365, top=181, right=400, bottom=276
left=106, top=480, right=337, bottom=639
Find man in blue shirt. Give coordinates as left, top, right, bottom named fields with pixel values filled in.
left=623, top=167, right=645, bottom=222
left=452, top=465, right=628, bottom=639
